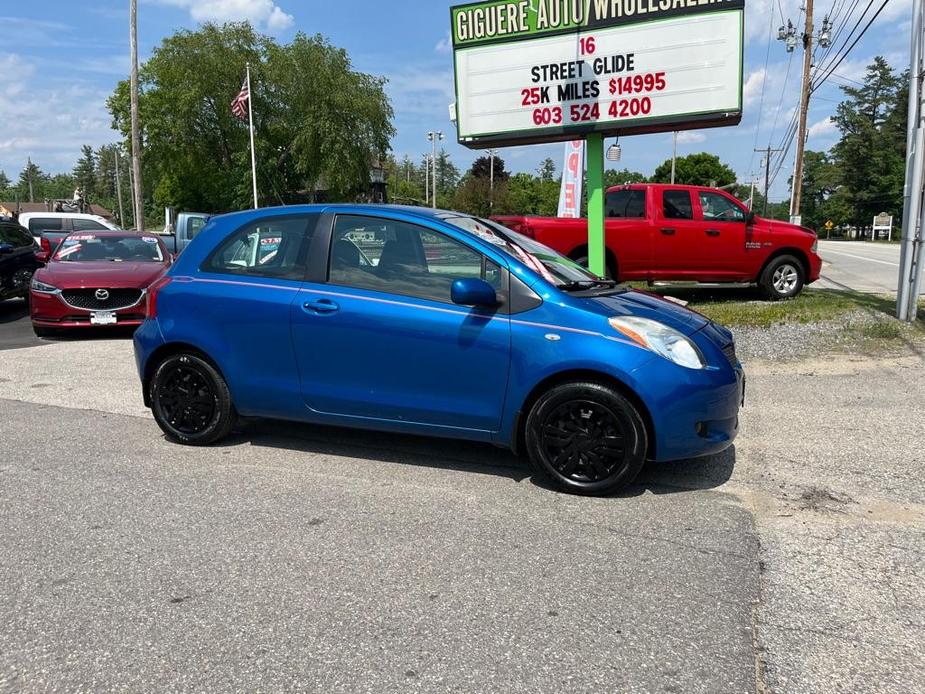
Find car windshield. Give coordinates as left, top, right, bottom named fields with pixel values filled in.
left=444, top=216, right=611, bottom=289
left=54, top=234, right=166, bottom=263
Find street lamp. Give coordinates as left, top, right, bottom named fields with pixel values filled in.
left=487, top=148, right=497, bottom=210
left=427, top=131, right=444, bottom=208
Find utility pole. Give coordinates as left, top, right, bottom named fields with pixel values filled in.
left=129, top=0, right=144, bottom=232
left=755, top=146, right=783, bottom=216
left=113, top=148, right=125, bottom=228
left=488, top=148, right=496, bottom=210
left=670, top=132, right=677, bottom=184
left=26, top=156, right=34, bottom=203
left=898, top=0, right=925, bottom=321
left=780, top=4, right=831, bottom=224
left=427, top=131, right=443, bottom=208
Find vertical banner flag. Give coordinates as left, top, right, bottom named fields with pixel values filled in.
left=557, top=140, right=584, bottom=218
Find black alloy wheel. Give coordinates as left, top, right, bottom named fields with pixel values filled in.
left=150, top=353, right=235, bottom=445
left=525, top=382, right=647, bottom=495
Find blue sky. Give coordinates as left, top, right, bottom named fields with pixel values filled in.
left=0, top=0, right=913, bottom=202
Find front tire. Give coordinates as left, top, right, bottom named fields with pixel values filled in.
left=150, top=353, right=235, bottom=445
left=759, top=255, right=805, bottom=300
left=524, top=382, right=647, bottom=495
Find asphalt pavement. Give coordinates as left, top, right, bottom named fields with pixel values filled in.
left=1, top=337, right=923, bottom=693
left=816, top=240, right=924, bottom=294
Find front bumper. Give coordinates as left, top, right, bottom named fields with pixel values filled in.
left=807, top=249, right=823, bottom=283
left=637, top=326, right=744, bottom=462
left=30, top=289, right=146, bottom=328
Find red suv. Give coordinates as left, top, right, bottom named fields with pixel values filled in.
left=495, top=183, right=822, bottom=300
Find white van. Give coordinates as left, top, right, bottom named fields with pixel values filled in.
left=18, top=212, right=119, bottom=244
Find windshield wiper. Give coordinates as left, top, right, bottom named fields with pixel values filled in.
left=557, top=279, right=618, bottom=291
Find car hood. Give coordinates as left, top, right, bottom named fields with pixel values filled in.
left=582, top=288, right=710, bottom=336
left=762, top=217, right=816, bottom=237
left=38, top=261, right=168, bottom=289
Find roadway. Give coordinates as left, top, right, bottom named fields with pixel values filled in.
left=816, top=240, right=925, bottom=295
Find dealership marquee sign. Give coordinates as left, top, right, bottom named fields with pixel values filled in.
left=451, top=0, right=744, bottom=148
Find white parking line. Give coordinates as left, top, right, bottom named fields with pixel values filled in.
left=819, top=248, right=900, bottom=267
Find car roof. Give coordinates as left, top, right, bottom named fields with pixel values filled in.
left=211, top=203, right=471, bottom=226
left=18, top=211, right=107, bottom=219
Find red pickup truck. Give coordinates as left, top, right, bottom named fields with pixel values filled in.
left=494, top=183, right=822, bottom=300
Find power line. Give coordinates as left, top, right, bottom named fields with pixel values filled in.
left=747, top=6, right=778, bottom=175
left=812, top=0, right=892, bottom=91
left=812, top=0, right=877, bottom=85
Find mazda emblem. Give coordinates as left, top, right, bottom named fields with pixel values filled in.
left=95, top=289, right=110, bottom=301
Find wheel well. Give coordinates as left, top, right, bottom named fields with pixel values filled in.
left=141, top=342, right=225, bottom=407
left=759, top=248, right=809, bottom=281
left=567, top=244, right=619, bottom=279
left=513, top=369, right=656, bottom=460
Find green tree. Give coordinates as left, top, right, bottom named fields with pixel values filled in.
left=108, top=22, right=394, bottom=213
left=16, top=160, right=48, bottom=202
left=0, top=170, right=10, bottom=197
left=537, top=157, right=556, bottom=182
left=651, top=152, right=735, bottom=187
left=604, top=168, right=647, bottom=187
left=434, top=149, right=460, bottom=206
left=469, top=155, right=508, bottom=181
left=830, top=57, right=904, bottom=228
left=73, top=145, right=97, bottom=201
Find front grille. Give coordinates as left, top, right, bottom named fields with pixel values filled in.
left=61, top=288, right=143, bottom=311
left=722, top=342, right=738, bottom=367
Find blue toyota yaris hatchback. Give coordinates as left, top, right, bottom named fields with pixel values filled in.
left=134, top=205, right=744, bottom=495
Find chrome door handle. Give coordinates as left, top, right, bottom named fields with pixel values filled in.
left=303, top=298, right=339, bottom=314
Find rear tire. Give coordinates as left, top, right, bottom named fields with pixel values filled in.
left=524, top=382, right=647, bottom=496
left=150, top=353, right=236, bottom=445
left=759, top=255, right=805, bottom=300
left=571, top=252, right=617, bottom=280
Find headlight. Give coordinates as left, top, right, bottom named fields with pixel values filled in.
left=811, top=238, right=818, bottom=252
left=30, top=277, right=59, bottom=294
left=608, top=316, right=705, bottom=369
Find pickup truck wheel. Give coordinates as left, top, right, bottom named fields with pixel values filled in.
left=150, top=353, right=236, bottom=445
left=759, top=255, right=805, bottom=300
left=524, top=382, right=647, bottom=496
left=571, top=253, right=616, bottom=280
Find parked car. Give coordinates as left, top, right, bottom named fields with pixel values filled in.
left=158, top=212, right=211, bottom=255
left=0, top=218, right=42, bottom=303
left=30, top=231, right=171, bottom=336
left=19, top=212, right=119, bottom=246
left=494, top=183, right=822, bottom=300
left=133, top=205, right=744, bottom=496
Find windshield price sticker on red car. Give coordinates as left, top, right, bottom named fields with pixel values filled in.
left=451, top=0, right=743, bottom=148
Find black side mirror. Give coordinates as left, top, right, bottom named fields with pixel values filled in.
left=451, top=278, right=498, bottom=307
left=746, top=211, right=756, bottom=225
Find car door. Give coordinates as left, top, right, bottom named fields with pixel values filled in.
left=695, top=190, right=748, bottom=277
left=182, top=212, right=319, bottom=418
left=291, top=212, right=511, bottom=434
left=604, top=188, right=651, bottom=279
left=651, top=188, right=719, bottom=279
left=0, top=223, right=37, bottom=296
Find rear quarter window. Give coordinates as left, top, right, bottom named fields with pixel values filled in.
left=27, top=217, right=64, bottom=232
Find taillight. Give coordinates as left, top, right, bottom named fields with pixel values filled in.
left=146, top=276, right=172, bottom=318
left=40, top=237, right=51, bottom=254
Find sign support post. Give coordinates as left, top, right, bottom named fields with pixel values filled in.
left=586, top=133, right=606, bottom=277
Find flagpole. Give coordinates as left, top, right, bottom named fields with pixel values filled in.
left=246, top=62, right=258, bottom=209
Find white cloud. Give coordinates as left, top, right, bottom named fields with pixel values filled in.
left=153, top=0, right=294, bottom=32
left=435, top=32, right=452, bottom=54
left=676, top=131, right=706, bottom=144
left=808, top=116, right=838, bottom=140
left=743, top=68, right=766, bottom=107
left=386, top=68, right=456, bottom=117
left=0, top=53, right=118, bottom=177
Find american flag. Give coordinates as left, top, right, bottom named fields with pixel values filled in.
left=230, top=77, right=249, bottom=121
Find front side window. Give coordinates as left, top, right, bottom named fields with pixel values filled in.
left=662, top=190, right=693, bottom=220
left=203, top=215, right=317, bottom=280
left=329, top=215, right=499, bottom=304
left=699, top=192, right=746, bottom=222
left=54, top=234, right=166, bottom=262
left=72, top=218, right=109, bottom=231
left=27, top=217, right=63, bottom=232
left=605, top=190, right=646, bottom=218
